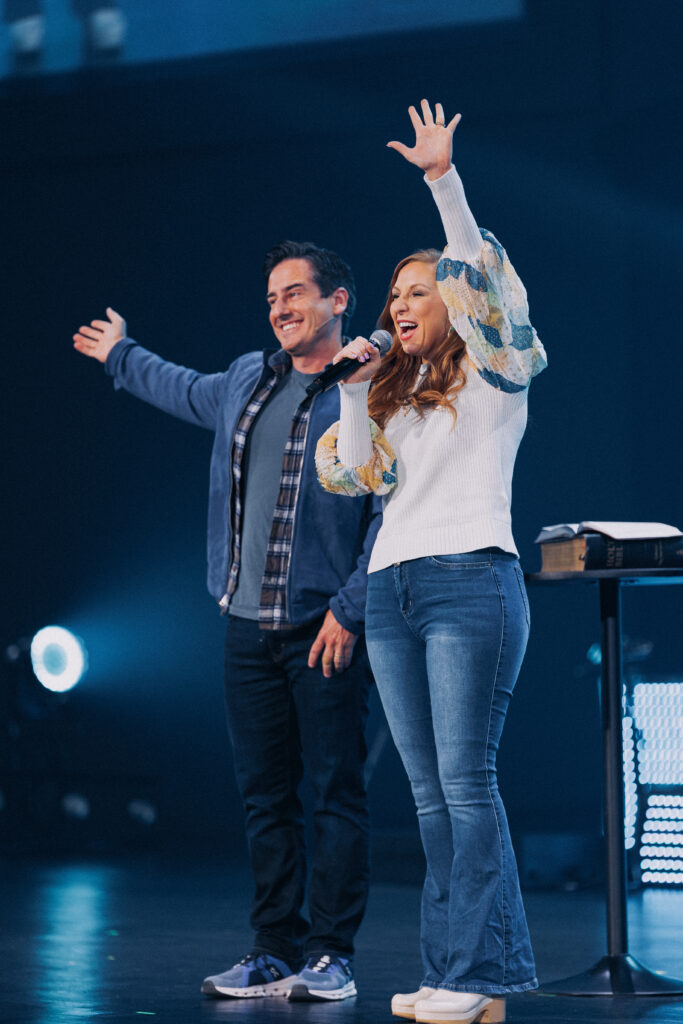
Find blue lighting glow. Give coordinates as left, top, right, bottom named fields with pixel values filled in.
left=629, top=682, right=683, bottom=886
left=587, top=642, right=602, bottom=665
left=0, top=0, right=525, bottom=81
left=623, top=714, right=638, bottom=850
left=30, top=627, right=87, bottom=693
left=641, top=872, right=683, bottom=885
left=633, top=682, right=683, bottom=785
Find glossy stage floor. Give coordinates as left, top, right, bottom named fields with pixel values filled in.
left=2, top=855, right=683, bottom=1024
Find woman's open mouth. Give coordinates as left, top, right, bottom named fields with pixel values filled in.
left=397, top=320, right=418, bottom=342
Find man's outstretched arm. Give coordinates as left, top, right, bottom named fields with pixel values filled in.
left=73, top=307, right=223, bottom=430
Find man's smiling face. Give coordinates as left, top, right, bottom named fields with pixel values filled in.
left=267, top=258, right=345, bottom=359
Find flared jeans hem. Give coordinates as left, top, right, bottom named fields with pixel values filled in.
left=421, top=976, right=539, bottom=995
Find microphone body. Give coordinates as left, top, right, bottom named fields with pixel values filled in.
left=305, top=330, right=392, bottom=398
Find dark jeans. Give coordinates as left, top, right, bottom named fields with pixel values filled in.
left=223, top=614, right=372, bottom=966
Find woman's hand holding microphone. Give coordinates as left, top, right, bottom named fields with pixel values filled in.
left=332, top=336, right=382, bottom=385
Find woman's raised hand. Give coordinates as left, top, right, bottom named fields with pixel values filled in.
left=332, top=336, right=381, bottom=385
left=387, top=99, right=461, bottom=181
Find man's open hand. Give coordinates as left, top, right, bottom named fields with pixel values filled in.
left=73, top=307, right=126, bottom=364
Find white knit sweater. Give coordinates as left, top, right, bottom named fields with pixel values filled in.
left=334, top=166, right=538, bottom=574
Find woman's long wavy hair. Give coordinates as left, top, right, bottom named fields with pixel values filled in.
left=367, top=249, right=468, bottom=430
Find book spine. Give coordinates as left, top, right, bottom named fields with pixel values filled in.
left=583, top=535, right=683, bottom=569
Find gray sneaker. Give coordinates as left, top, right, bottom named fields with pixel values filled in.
left=201, top=951, right=296, bottom=998
left=288, top=954, right=357, bottom=1001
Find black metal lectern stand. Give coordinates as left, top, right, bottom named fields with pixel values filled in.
left=526, top=568, right=683, bottom=995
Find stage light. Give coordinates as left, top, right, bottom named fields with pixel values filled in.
left=587, top=642, right=602, bottom=665
left=630, top=681, right=683, bottom=886
left=622, top=714, right=638, bottom=851
left=30, top=627, right=87, bottom=693
left=127, top=799, right=158, bottom=826
left=641, top=870, right=683, bottom=885
left=633, top=682, right=683, bottom=785
left=5, top=643, right=22, bottom=662
left=61, top=793, right=91, bottom=821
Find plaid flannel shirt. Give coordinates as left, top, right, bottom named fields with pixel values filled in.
left=226, top=361, right=312, bottom=630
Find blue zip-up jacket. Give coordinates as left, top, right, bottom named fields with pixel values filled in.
left=105, top=339, right=381, bottom=634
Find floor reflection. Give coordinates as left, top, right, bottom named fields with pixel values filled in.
left=1, top=858, right=683, bottom=1024
left=35, top=864, right=120, bottom=1022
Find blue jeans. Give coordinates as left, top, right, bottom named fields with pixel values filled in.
left=223, top=614, right=372, bottom=965
left=366, top=551, right=537, bottom=994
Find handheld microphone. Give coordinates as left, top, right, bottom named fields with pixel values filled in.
left=305, top=329, right=392, bottom=398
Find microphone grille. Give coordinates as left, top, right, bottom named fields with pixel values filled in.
left=369, top=329, right=392, bottom=355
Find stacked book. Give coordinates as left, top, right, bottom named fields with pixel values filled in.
left=534, top=522, right=683, bottom=573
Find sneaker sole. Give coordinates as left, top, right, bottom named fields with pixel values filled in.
left=202, top=975, right=296, bottom=998
left=289, top=980, right=357, bottom=1002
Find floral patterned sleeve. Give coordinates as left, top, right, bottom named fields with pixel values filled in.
left=316, top=417, right=397, bottom=497
left=436, top=229, right=547, bottom=393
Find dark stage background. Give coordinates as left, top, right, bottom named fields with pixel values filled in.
left=1, top=0, right=681, bottom=867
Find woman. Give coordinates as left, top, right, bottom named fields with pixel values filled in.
left=316, top=100, right=547, bottom=1024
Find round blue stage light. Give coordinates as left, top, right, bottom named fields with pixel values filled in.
left=30, top=627, right=87, bottom=693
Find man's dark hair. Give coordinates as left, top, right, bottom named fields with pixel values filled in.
left=263, top=240, right=357, bottom=328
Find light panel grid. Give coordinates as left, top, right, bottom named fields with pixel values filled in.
left=623, top=714, right=638, bottom=851
left=631, top=681, right=683, bottom=887
left=633, top=682, right=683, bottom=785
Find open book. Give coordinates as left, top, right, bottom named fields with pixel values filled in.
left=534, top=522, right=682, bottom=544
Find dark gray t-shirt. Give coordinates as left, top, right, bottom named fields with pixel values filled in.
left=230, top=367, right=318, bottom=619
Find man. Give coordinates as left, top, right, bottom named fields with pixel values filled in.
left=73, top=241, right=380, bottom=1002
